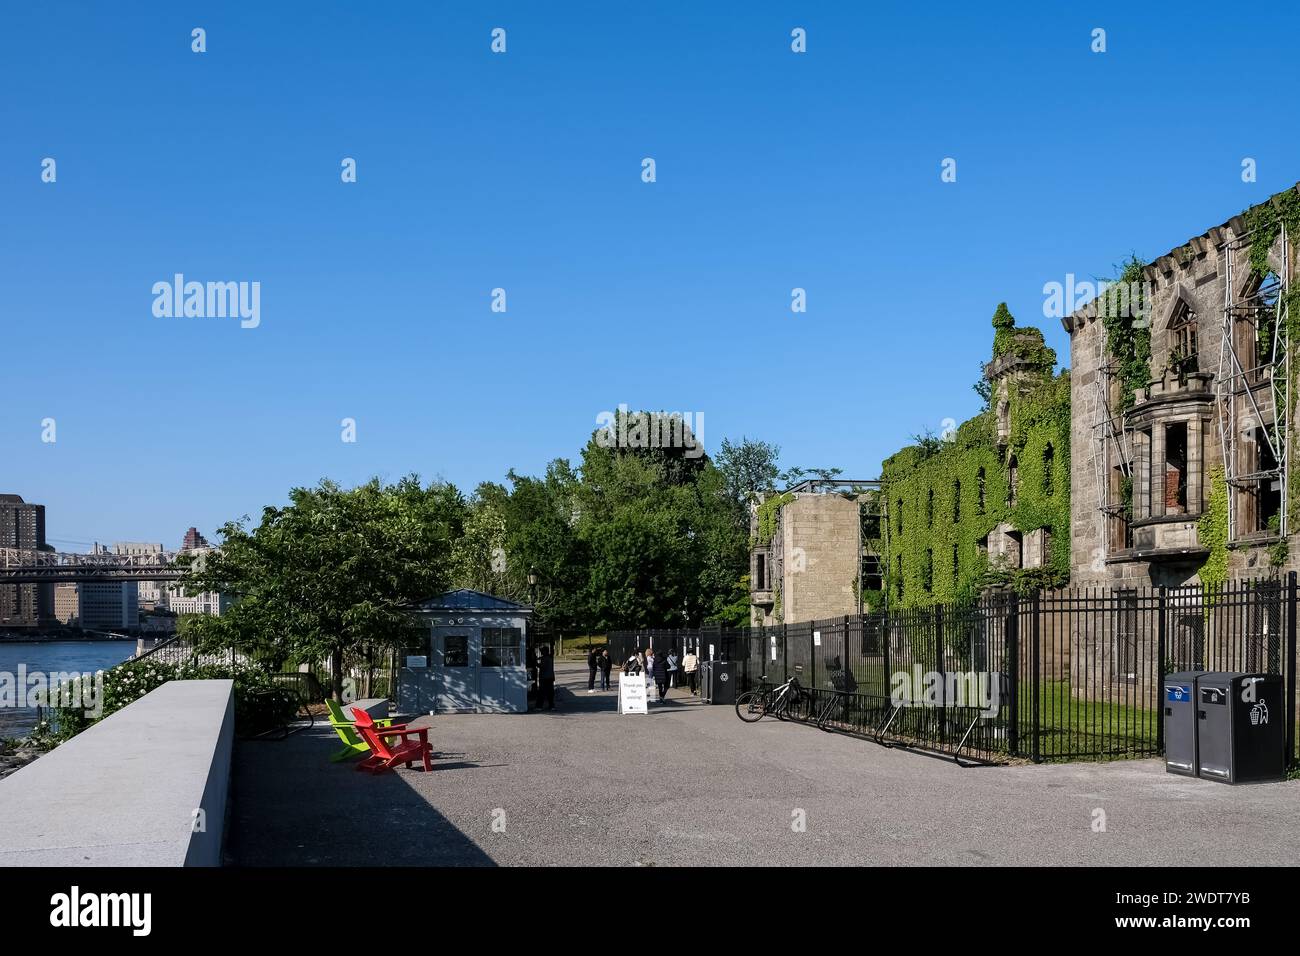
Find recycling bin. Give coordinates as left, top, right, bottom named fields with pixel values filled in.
left=1163, top=670, right=1202, bottom=777
left=1196, top=672, right=1285, bottom=784
left=701, top=660, right=737, bottom=704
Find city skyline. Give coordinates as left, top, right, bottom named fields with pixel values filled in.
left=4, top=3, right=1299, bottom=546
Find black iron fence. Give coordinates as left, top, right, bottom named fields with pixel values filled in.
left=609, top=575, right=1300, bottom=765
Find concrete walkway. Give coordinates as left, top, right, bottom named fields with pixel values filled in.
left=228, top=662, right=1300, bottom=866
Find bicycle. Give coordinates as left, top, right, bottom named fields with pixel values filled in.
left=735, top=674, right=804, bottom=723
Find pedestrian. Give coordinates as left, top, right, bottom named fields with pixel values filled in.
left=644, top=649, right=656, bottom=700
left=587, top=647, right=599, bottom=693
left=666, top=648, right=680, bottom=688
left=652, top=649, right=670, bottom=702
left=537, top=645, right=556, bottom=711
left=683, top=648, right=699, bottom=695
left=599, top=649, right=613, bottom=690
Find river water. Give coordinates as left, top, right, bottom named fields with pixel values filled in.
left=0, top=641, right=136, bottom=738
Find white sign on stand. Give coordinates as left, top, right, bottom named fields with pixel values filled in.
left=619, top=674, right=648, bottom=714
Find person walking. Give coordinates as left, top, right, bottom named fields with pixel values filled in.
left=652, top=650, right=670, bottom=702
left=587, top=647, right=599, bottom=693
left=644, top=649, right=657, bottom=700
left=599, top=649, right=613, bottom=690
left=537, top=645, right=556, bottom=711
left=666, top=648, right=680, bottom=688
left=683, top=649, right=699, bottom=695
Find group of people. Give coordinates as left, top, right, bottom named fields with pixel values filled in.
left=528, top=643, right=701, bottom=710
left=586, top=648, right=614, bottom=692
left=619, top=646, right=699, bottom=702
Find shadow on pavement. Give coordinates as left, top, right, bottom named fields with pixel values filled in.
left=227, top=724, right=497, bottom=866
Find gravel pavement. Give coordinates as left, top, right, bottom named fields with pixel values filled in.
left=229, top=662, right=1300, bottom=866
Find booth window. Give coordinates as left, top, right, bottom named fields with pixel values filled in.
left=482, top=627, right=522, bottom=667
left=444, top=635, right=469, bottom=667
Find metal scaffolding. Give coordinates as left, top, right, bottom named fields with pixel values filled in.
left=1215, top=225, right=1291, bottom=540
left=1091, top=361, right=1134, bottom=521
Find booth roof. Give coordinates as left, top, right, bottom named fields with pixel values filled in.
left=409, top=589, right=534, bottom=613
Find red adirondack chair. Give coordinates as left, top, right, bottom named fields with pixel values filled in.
left=351, top=707, right=433, bottom=773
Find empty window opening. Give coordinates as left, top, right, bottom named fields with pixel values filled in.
left=862, top=555, right=883, bottom=592
left=1164, top=423, right=1188, bottom=515
left=1168, top=300, right=1198, bottom=377
left=1254, top=427, right=1281, bottom=533
left=1109, top=464, right=1131, bottom=552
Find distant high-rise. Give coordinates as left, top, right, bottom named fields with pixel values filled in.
left=0, top=494, right=54, bottom=629
left=181, top=527, right=209, bottom=552
left=114, top=542, right=167, bottom=610
left=53, top=581, right=139, bottom=631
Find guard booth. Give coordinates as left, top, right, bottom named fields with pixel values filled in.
left=400, top=590, right=533, bottom=714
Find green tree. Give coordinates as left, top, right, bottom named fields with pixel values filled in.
left=180, top=476, right=463, bottom=700
left=571, top=415, right=748, bottom=630
left=715, top=437, right=782, bottom=511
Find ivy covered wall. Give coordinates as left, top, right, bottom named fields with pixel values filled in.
left=880, top=305, right=1071, bottom=608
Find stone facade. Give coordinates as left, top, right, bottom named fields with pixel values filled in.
left=1067, top=186, right=1299, bottom=589
left=749, top=481, right=883, bottom=625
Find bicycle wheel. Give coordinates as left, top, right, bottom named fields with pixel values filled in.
left=735, top=690, right=767, bottom=722
left=774, top=689, right=790, bottom=720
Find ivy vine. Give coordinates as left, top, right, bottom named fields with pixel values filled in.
left=881, top=306, right=1070, bottom=608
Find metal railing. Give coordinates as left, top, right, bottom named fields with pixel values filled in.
left=610, top=575, right=1300, bottom=765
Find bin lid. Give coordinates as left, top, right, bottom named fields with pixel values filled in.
left=1196, top=671, right=1271, bottom=688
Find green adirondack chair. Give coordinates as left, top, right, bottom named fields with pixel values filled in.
left=326, top=699, right=395, bottom=762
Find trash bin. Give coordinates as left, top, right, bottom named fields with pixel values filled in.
left=701, top=660, right=737, bottom=704
left=1196, top=672, right=1285, bottom=784
left=1163, top=670, right=1201, bottom=777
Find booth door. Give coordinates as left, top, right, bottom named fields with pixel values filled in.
left=479, top=627, right=524, bottom=712
left=397, top=637, right=436, bottom=714
left=435, top=633, right=477, bottom=712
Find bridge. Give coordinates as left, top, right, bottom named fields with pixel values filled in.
left=0, top=548, right=189, bottom=584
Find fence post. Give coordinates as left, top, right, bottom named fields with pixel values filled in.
left=1031, top=590, right=1041, bottom=763
left=782, top=623, right=788, bottom=682
left=1156, top=586, right=1167, bottom=756
left=881, top=610, right=890, bottom=701
left=1007, top=592, right=1020, bottom=756
left=1288, top=571, right=1298, bottom=767
left=935, top=603, right=946, bottom=741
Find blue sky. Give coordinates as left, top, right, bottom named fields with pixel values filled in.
left=2, top=2, right=1298, bottom=549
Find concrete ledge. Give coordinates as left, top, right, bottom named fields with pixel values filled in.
left=344, top=698, right=389, bottom=719
left=0, top=680, right=234, bottom=866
